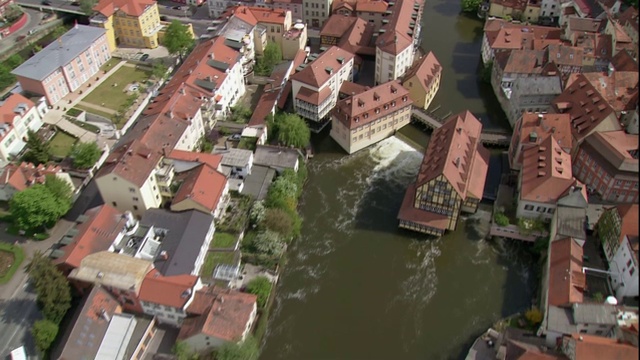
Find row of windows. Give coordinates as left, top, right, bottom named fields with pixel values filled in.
left=523, top=204, right=555, bottom=214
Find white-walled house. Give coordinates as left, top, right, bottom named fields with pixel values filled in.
left=609, top=235, right=639, bottom=301
left=0, top=94, right=46, bottom=161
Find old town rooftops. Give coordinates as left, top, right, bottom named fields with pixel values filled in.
left=548, top=237, right=585, bottom=307
left=290, top=46, right=355, bottom=87
left=93, top=0, right=155, bottom=17
left=402, top=51, right=441, bottom=91
left=375, top=0, right=423, bottom=55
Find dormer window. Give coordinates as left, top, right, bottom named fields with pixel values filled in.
left=391, top=101, right=396, bottom=107
left=384, top=104, right=389, bottom=110
left=355, top=117, right=359, bottom=123
left=402, top=96, right=407, bottom=102
left=375, top=108, right=380, bottom=114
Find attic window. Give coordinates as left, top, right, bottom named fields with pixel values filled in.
left=579, top=81, right=587, bottom=88
left=592, top=97, right=600, bottom=103
left=556, top=167, right=564, bottom=173
left=538, top=171, right=546, bottom=177
left=325, top=66, right=334, bottom=74
left=539, top=146, right=547, bottom=152
left=384, top=104, right=389, bottom=110
left=586, top=90, right=594, bottom=96
left=355, top=117, right=359, bottom=122
left=364, top=113, right=369, bottom=118
left=402, top=96, right=407, bottom=102
left=337, top=57, right=345, bottom=64
left=375, top=108, right=380, bottom=114
left=391, top=86, right=397, bottom=94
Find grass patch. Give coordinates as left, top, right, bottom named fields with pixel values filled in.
left=74, top=104, right=115, bottom=121
left=48, top=131, right=78, bottom=158
left=82, top=65, right=151, bottom=112
left=201, top=251, right=237, bottom=278
left=66, top=108, right=83, bottom=117
left=211, top=232, right=237, bottom=249
left=100, top=58, right=121, bottom=72
left=0, top=243, right=25, bottom=284
left=65, top=117, right=101, bottom=134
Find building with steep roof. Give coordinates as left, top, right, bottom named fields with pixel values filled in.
left=481, top=18, right=563, bottom=64
left=561, top=333, right=639, bottom=360
left=596, top=203, right=638, bottom=261
left=330, top=80, right=412, bottom=153
left=491, top=48, right=561, bottom=100
left=138, top=269, right=201, bottom=325
left=0, top=162, right=75, bottom=201
left=90, top=0, right=163, bottom=50
left=402, top=51, right=441, bottom=110
left=178, top=286, right=257, bottom=352
left=509, top=113, right=572, bottom=171
left=0, top=94, right=46, bottom=161
left=303, top=0, right=332, bottom=28
left=571, top=70, right=638, bottom=117
left=11, top=25, right=111, bottom=105
left=507, top=75, right=563, bottom=125
left=398, top=111, right=489, bottom=236
left=572, top=131, right=638, bottom=204
left=170, top=163, right=229, bottom=217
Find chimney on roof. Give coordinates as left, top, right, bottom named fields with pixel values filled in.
left=537, top=113, right=543, bottom=126
left=159, top=250, right=168, bottom=260
left=100, top=309, right=111, bottom=322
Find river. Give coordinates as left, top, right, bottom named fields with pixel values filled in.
left=259, top=2, right=533, bottom=359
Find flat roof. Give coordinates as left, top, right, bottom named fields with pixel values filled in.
left=95, top=314, right=137, bottom=360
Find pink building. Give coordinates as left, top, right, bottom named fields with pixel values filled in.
left=11, top=25, right=111, bottom=105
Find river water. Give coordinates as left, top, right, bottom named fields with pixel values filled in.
left=260, top=2, right=533, bottom=359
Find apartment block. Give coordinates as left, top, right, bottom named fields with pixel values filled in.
left=91, top=0, right=162, bottom=50
left=303, top=0, right=332, bottom=28
left=11, top=25, right=111, bottom=105
left=0, top=94, right=46, bottom=161
left=509, top=113, right=572, bottom=171
left=507, top=76, right=563, bottom=125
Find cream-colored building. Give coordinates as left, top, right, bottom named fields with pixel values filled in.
left=91, top=0, right=163, bottom=50
left=303, top=0, right=332, bottom=28
left=330, top=81, right=413, bottom=154
left=402, top=51, right=441, bottom=110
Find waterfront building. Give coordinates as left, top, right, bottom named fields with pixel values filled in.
left=0, top=162, right=75, bottom=201
left=572, top=131, right=638, bottom=203
left=254, top=145, right=300, bottom=173
left=488, top=0, right=542, bottom=23
left=481, top=18, right=563, bottom=64
left=11, top=25, right=111, bottom=105
left=491, top=49, right=559, bottom=100
left=595, top=204, right=638, bottom=262
left=331, top=0, right=390, bottom=32
left=401, top=51, right=441, bottom=111
left=0, top=94, right=46, bottom=161
left=397, top=111, right=489, bottom=236
left=91, top=0, right=162, bottom=50
left=320, top=15, right=376, bottom=56
left=608, top=234, right=638, bottom=301
left=569, top=70, right=639, bottom=118
left=509, top=113, right=572, bottom=171
left=330, top=80, right=413, bottom=154
left=506, top=76, right=563, bottom=126
left=561, top=333, right=639, bottom=359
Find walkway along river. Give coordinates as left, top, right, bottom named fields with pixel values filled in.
left=259, top=2, right=533, bottom=359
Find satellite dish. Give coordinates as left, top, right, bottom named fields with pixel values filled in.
left=293, top=23, right=305, bottom=30
left=605, top=296, right=618, bottom=305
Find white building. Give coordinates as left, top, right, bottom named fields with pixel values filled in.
left=0, top=94, right=47, bottom=161
left=609, top=235, right=639, bottom=301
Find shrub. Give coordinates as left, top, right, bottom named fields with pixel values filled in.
left=494, top=212, right=510, bottom=226
left=32, top=319, right=58, bottom=354
left=246, top=277, right=273, bottom=308
left=66, top=108, right=83, bottom=117
left=524, top=307, right=543, bottom=326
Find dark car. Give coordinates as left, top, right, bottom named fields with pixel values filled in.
left=70, top=1, right=80, bottom=5
left=140, top=54, right=150, bottom=61
left=229, top=133, right=242, bottom=141
left=41, top=0, right=51, bottom=5
left=172, top=6, right=182, bottom=10
left=160, top=15, right=167, bottom=21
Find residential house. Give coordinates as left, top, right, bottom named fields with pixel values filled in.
left=595, top=204, right=638, bottom=262
left=282, top=21, right=308, bottom=60
left=544, top=304, right=620, bottom=347
left=509, top=113, right=572, bottom=171
left=491, top=49, right=559, bottom=100
left=374, top=0, right=423, bottom=85
left=178, top=286, right=258, bottom=352
left=481, top=19, right=563, bottom=64
left=137, top=269, right=201, bottom=326
left=90, top=0, right=162, bottom=50
left=609, top=234, right=638, bottom=301
left=0, top=94, right=46, bottom=161
left=540, top=0, right=572, bottom=21
left=559, top=0, right=608, bottom=28
left=207, top=11, right=259, bottom=78
left=570, top=32, right=612, bottom=71
left=0, top=162, right=75, bottom=201
left=213, top=148, right=254, bottom=179
left=551, top=73, right=621, bottom=147
left=617, top=6, right=638, bottom=48
left=290, top=46, right=355, bottom=129
left=573, top=70, right=638, bottom=117
left=53, top=286, right=156, bottom=360
left=243, top=7, right=293, bottom=51
left=402, top=51, right=441, bottom=110
left=328, top=0, right=389, bottom=32
left=253, top=145, right=300, bottom=173
left=546, top=43, right=584, bottom=76
left=507, top=76, right=563, bottom=126
left=303, top=0, right=332, bottom=28
left=488, top=0, right=542, bottom=23
left=398, top=111, right=489, bottom=236
left=604, top=16, right=636, bottom=57
left=330, top=80, right=413, bottom=154
left=572, top=131, right=638, bottom=203
left=320, top=15, right=358, bottom=47
left=320, top=15, right=376, bottom=56
left=271, top=0, right=303, bottom=20
left=169, top=163, right=229, bottom=217
left=563, top=17, right=604, bottom=41
left=516, top=135, right=587, bottom=220
left=542, top=237, right=584, bottom=311
left=561, top=333, right=639, bottom=359
left=11, top=25, right=111, bottom=105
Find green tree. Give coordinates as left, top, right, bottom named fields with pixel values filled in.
left=461, top=0, right=482, bottom=13
left=151, top=61, right=168, bottom=81
left=5, top=54, right=24, bottom=69
left=71, top=141, right=102, bottom=169
left=31, top=319, right=59, bottom=354
left=524, top=307, right=543, bottom=326
left=26, top=252, right=72, bottom=324
left=277, top=113, right=310, bottom=148
left=22, top=129, right=50, bottom=165
left=246, top=277, right=273, bottom=308
left=230, top=105, right=253, bottom=123
left=172, top=341, right=199, bottom=360
left=253, top=230, right=285, bottom=257
left=262, top=208, right=295, bottom=238
left=79, top=0, right=97, bottom=15
left=493, top=212, right=509, bottom=226
left=10, top=185, right=67, bottom=232
left=197, top=135, right=213, bottom=153
left=249, top=200, right=266, bottom=227
left=255, top=42, right=282, bottom=76
left=51, top=25, right=69, bottom=39
left=265, top=176, right=298, bottom=210
left=163, top=20, right=195, bottom=56
left=217, top=336, right=260, bottom=360
left=44, top=174, right=73, bottom=214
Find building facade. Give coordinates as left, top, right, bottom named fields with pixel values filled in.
left=506, top=76, right=563, bottom=126
left=508, top=113, right=572, bottom=171
left=302, top=0, right=332, bottom=28
left=402, top=51, right=441, bottom=110
left=0, top=94, right=46, bottom=161
left=596, top=204, right=638, bottom=262
left=609, top=234, right=639, bottom=301
left=91, top=0, right=162, bottom=50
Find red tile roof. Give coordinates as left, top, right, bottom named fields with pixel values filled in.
left=295, top=86, right=332, bottom=105
left=397, top=183, right=450, bottom=230
left=610, top=49, right=638, bottom=72
left=171, top=164, right=227, bottom=214
left=506, top=340, right=565, bottom=360
left=0, top=162, right=64, bottom=192
left=548, top=237, right=585, bottom=307
left=179, top=286, right=257, bottom=342
left=576, top=71, right=638, bottom=112
left=337, top=17, right=376, bottom=56
left=583, top=130, right=639, bottom=174
left=567, top=333, right=639, bottom=360
left=249, top=62, right=291, bottom=126
left=402, top=51, right=441, bottom=93
left=0, top=94, right=34, bottom=142
left=168, top=149, right=222, bottom=170
left=54, top=205, right=127, bottom=271
left=339, top=81, right=369, bottom=97
left=376, top=0, right=422, bottom=55
left=617, top=204, right=639, bottom=241
left=291, top=49, right=307, bottom=76
left=571, top=33, right=612, bottom=62
left=355, top=0, right=388, bottom=13
left=497, top=49, right=547, bottom=74
left=618, top=6, right=639, bottom=33
left=290, top=46, right=355, bottom=87
left=93, top=0, right=155, bottom=17
left=490, top=0, right=529, bottom=11
left=320, top=14, right=357, bottom=38
left=512, top=113, right=572, bottom=168
left=138, top=269, right=198, bottom=308
left=545, top=44, right=583, bottom=68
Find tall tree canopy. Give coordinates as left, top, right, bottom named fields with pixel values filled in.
left=163, top=21, right=195, bottom=56
left=276, top=113, right=310, bottom=148
left=26, top=252, right=72, bottom=324
left=10, top=184, right=68, bottom=231
left=22, top=129, right=50, bottom=165
left=71, top=141, right=102, bottom=169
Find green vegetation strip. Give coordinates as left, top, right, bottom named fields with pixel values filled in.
left=48, top=131, right=77, bottom=158
left=201, top=251, right=237, bottom=277
left=0, top=243, right=25, bottom=284
left=65, top=117, right=101, bottom=134
left=212, top=232, right=238, bottom=249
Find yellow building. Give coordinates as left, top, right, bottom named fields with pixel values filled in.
left=90, top=0, right=162, bottom=50
left=488, top=0, right=540, bottom=23
left=402, top=51, right=442, bottom=110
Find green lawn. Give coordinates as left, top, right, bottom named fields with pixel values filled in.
left=201, top=251, right=238, bottom=278
left=65, top=117, right=101, bottom=134
left=82, top=65, right=151, bottom=112
left=74, top=104, right=115, bottom=121
left=212, top=232, right=238, bottom=249
left=0, top=243, right=25, bottom=284
left=48, top=131, right=77, bottom=158
left=100, top=57, right=121, bottom=72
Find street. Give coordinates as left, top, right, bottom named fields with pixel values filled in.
left=0, top=8, right=58, bottom=56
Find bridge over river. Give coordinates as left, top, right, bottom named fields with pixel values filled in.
left=411, top=107, right=511, bottom=147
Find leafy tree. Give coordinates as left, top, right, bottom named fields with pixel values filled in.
left=461, top=0, right=482, bottom=13
left=51, top=25, right=69, bottom=39
left=255, top=42, right=282, bottom=76
left=524, top=307, right=543, bottom=326
left=277, top=113, right=310, bottom=148
left=246, top=277, right=272, bottom=308
left=22, top=129, right=50, bottom=165
left=44, top=174, right=73, bottom=213
left=26, top=252, right=72, bottom=324
left=253, top=230, right=285, bottom=257
left=71, top=141, right=102, bottom=169
left=217, top=336, right=260, bottom=360
left=163, top=20, right=195, bottom=56
left=10, top=185, right=67, bottom=232
left=480, top=61, right=493, bottom=84
left=493, top=212, right=509, bottom=226
left=79, top=0, right=97, bottom=15
left=265, top=176, right=298, bottom=211
left=262, top=208, right=295, bottom=239
left=5, top=54, right=24, bottom=69
left=151, top=62, right=168, bottom=80
left=172, top=341, right=199, bottom=360
left=230, top=105, right=252, bottom=123
left=249, top=200, right=266, bottom=227
left=31, top=319, right=59, bottom=354
left=197, top=135, right=213, bottom=153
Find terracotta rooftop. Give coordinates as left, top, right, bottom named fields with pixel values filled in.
left=339, top=81, right=369, bottom=97
left=333, top=80, right=411, bottom=129
left=0, top=162, right=64, bottom=192
left=93, top=0, right=155, bottom=17
left=520, top=135, right=577, bottom=204
left=138, top=269, right=198, bottom=308
left=603, top=204, right=640, bottom=245
left=496, top=49, right=547, bottom=75
left=249, top=61, right=291, bottom=126
left=337, top=17, right=376, bottom=56
left=245, top=6, right=288, bottom=25
left=571, top=33, right=612, bottom=62
left=415, top=111, right=488, bottom=199
left=355, top=0, right=388, bottom=13
left=402, top=51, right=441, bottom=93
left=332, top=0, right=356, bottom=13
left=171, top=164, right=227, bottom=214
left=505, top=340, right=565, bottom=360
left=168, top=149, right=223, bottom=170
left=295, top=86, right=332, bottom=105
left=610, top=49, right=638, bottom=72
left=179, top=286, right=257, bottom=342
left=320, top=14, right=357, bottom=38
left=489, top=0, right=530, bottom=11
left=375, top=0, right=422, bottom=55
left=583, top=130, right=639, bottom=175
left=485, top=21, right=562, bottom=52
left=55, top=205, right=128, bottom=271
left=0, top=93, right=34, bottom=142
left=566, top=333, right=639, bottom=359
left=548, top=237, right=585, bottom=307
left=512, top=113, right=572, bottom=169
left=397, top=184, right=450, bottom=230
left=618, top=6, right=639, bottom=33
left=575, top=71, right=638, bottom=112
left=568, top=17, right=605, bottom=33
left=290, top=46, right=355, bottom=87
left=545, top=44, right=583, bottom=67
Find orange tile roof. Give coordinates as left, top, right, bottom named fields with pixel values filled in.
left=0, top=162, right=64, bottom=192
left=512, top=113, right=572, bottom=168
left=576, top=71, right=638, bottom=112
left=583, top=130, right=639, bottom=174
left=376, top=0, right=421, bottom=55
left=0, top=94, right=34, bottom=142
left=291, top=49, right=307, bottom=76
left=546, top=44, right=583, bottom=67
left=610, top=50, right=638, bottom=72
left=548, top=237, right=585, bottom=307
left=397, top=183, right=450, bottom=230
left=339, top=81, right=369, bottom=97
left=332, top=0, right=356, bottom=13
left=618, top=6, right=639, bottom=33
left=179, top=286, right=257, bottom=342
left=295, top=86, right=332, bottom=105
left=490, top=0, right=529, bottom=11
left=337, top=17, right=376, bottom=56
left=320, top=14, right=357, bottom=38
left=520, top=135, right=576, bottom=203
left=403, top=51, right=441, bottom=93
left=355, top=0, right=388, bottom=13
left=333, top=80, right=412, bottom=129
left=93, top=0, right=155, bottom=17
left=291, top=46, right=355, bottom=87
left=568, top=333, right=639, bottom=359
left=415, top=111, right=486, bottom=199
left=571, top=33, right=612, bottom=62
left=506, top=340, right=565, bottom=360
left=497, top=49, right=547, bottom=74
left=246, top=6, right=288, bottom=25
left=138, top=269, right=198, bottom=308
left=171, top=164, right=227, bottom=214
left=54, top=205, right=127, bottom=271
left=485, top=19, right=563, bottom=52
left=617, top=204, right=639, bottom=241
left=168, top=149, right=223, bottom=170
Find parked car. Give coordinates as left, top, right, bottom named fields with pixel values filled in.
left=160, top=15, right=167, bottom=21
left=140, top=54, right=150, bottom=61
left=41, top=0, right=51, bottom=5
left=172, top=6, right=182, bottom=10
left=229, top=133, right=242, bottom=141
left=70, top=1, right=80, bottom=5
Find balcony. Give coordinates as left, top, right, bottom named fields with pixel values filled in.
left=155, top=163, right=175, bottom=186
